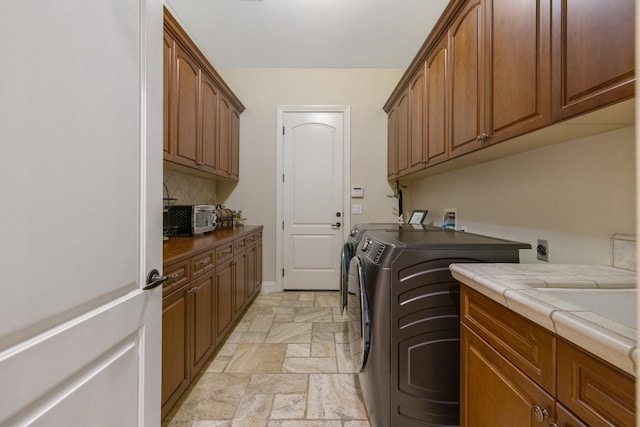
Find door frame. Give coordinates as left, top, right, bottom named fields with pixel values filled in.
left=275, top=105, right=351, bottom=292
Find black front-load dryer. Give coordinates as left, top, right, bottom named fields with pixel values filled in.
left=354, top=229, right=530, bottom=427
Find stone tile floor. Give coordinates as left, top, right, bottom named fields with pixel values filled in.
left=162, top=291, right=371, bottom=427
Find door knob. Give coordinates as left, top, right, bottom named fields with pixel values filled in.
left=331, top=222, right=342, bottom=228
left=143, top=269, right=168, bottom=290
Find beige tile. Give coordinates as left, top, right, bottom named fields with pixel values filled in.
left=231, top=393, right=273, bottom=427
left=313, top=322, right=348, bottom=333
left=228, top=331, right=268, bottom=344
left=216, top=343, right=238, bottom=357
left=282, top=292, right=301, bottom=301
left=280, top=299, right=315, bottom=308
left=344, top=421, right=371, bottom=427
left=299, top=292, right=316, bottom=301
left=246, top=374, right=308, bottom=394
left=307, top=374, right=368, bottom=419
left=294, top=307, right=334, bottom=323
left=265, top=323, right=312, bottom=343
left=282, top=357, right=337, bottom=373
left=311, top=342, right=336, bottom=357
left=204, top=356, right=230, bottom=373
left=249, top=315, right=275, bottom=332
left=286, top=343, right=311, bottom=357
left=315, top=294, right=339, bottom=308
left=192, top=422, right=232, bottom=427
left=267, top=422, right=342, bottom=427
left=334, top=332, right=349, bottom=344
left=335, top=343, right=353, bottom=374
left=274, top=313, right=295, bottom=322
left=270, top=394, right=306, bottom=419
left=225, top=344, right=286, bottom=373
left=312, top=331, right=335, bottom=343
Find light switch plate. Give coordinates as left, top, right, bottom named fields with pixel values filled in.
left=352, top=204, right=362, bottom=214
left=351, top=186, right=364, bottom=198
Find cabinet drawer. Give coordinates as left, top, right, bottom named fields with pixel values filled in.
left=162, top=260, right=191, bottom=297
left=461, top=286, right=556, bottom=394
left=256, top=230, right=262, bottom=241
left=215, top=243, right=234, bottom=265
left=234, top=236, right=247, bottom=252
left=246, top=232, right=256, bottom=246
left=557, top=339, right=635, bottom=427
left=191, top=250, right=215, bottom=279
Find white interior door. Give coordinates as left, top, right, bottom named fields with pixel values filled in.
left=0, top=0, right=163, bottom=425
left=282, top=111, right=344, bottom=290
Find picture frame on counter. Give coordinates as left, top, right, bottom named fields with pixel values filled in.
left=408, top=210, right=428, bottom=225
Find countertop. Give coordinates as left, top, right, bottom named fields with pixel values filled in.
left=163, top=225, right=263, bottom=265
left=450, top=263, right=637, bottom=376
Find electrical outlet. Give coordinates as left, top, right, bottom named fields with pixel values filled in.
left=443, top=208, right=457, bottom=229
left=352, top=204, right=362, bottom=214
left=536, top=239, right=549, bottom=262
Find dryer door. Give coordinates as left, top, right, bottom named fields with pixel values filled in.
left=347, top=256, right=371, bottom=372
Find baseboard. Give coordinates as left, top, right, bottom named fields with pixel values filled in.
left=259, top=281, right=278, bottom=293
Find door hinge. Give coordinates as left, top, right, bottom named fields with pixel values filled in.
left=282, top=221, right=284, bottom=230
left=282, top=174, right=285, bottom=182
left=282, top=268, right=285, bottom=277
left=282, top=126, right=285, bottom=135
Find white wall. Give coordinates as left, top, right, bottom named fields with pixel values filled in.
left=406, top=126, right=636, bottom=264
left=216, top=68, right=404, bottom=281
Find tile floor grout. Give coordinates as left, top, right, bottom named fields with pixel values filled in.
left=162, top=290, right=371, bottom=427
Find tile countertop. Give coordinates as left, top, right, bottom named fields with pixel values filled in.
left=450, top=263, right=637, bottom=377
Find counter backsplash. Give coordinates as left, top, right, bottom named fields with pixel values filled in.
left=164, top=169, right=218, bottom=206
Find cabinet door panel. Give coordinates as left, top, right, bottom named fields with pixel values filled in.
left=409, top=66, right=426, bottom=172
left=256, top=240, right=263, bottom=289
left=190, top=273, right=215, bottom=374
left=215, top=260, right=234, bottom=342
left=217, top=96, right=231, bottom=177
left=449, top=0, right=484, bottom=158
left=233, top=252, right=247, bottom=317
left=161, top=287, right=189, bottom=418
left=425, top=36, right=448, bottom=165
left=487, top=0, right=550, bottom=143
left=230, top=108, right=240, bottom=180
left=396, top=91, right=410, bottom=176
left=387, top=108, right=398, bottom=179
left=174, top=44, right=199, bottom=168
left=552, top=0, right=635, bottom=120
left=246, top=245, right=256, bottom=299
left=163, top=32, right=175, bottom=160
left=199, top=72, right=218, bottom=174
left=461, top=324, right=555, bottom=427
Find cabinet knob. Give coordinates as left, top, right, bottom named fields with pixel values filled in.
left=532, top=406, right=549, bottom=422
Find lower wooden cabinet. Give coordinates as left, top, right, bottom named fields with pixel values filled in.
left=460, top=285, right=636, bottom=427
left=162, top=227, right=263, bottom=419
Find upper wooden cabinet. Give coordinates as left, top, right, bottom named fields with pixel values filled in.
left=448, top=0, right=485, bottom=159
left=163, top=8, right=244, bottom=181
left=385, top=0, right=634, bottom=179
left=551, top=0, right=635, bottom=121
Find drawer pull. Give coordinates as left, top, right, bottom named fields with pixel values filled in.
left=219, top=250, right=232, bottom=257
left=532, top=406, right=548, bottom=423
left=196, top=259, right=211, bottom=267
left=170, top=273, right=180, bottom=280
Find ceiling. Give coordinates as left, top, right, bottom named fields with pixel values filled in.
left=164, top=0, right=450, bottom=69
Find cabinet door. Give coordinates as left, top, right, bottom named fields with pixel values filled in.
left=395, top=91, right=410, bottom=176
left=256, top=239, right=262, bottom=289
left=233, top=251, right=247, bottom=318
left=199, top=72, right=218, bottom=174
left=551, top=0, right=635, bottom=121
left=409, top=65, right=426, bottom=172
left=161, top=285, right=190, bottom=419
left=173, top=43, right=200, bottom=168
left=461, top=324, right=555, bottom=427
left=190, top=272, right=215, bottom=375
left=486, top=0, right=551, bottom=144
left=230, top=107, right=240, bottom=180
left=556, top=403, right=588, bottom=427
left=215, top=259, right=234, bottom=342
left=163, top=32, right=175, bottom=161
left=449, top=0, right=485, bottom=158
left=425, top=35, right=448, bottom=166
left=216, top=95, right=231, bottom=177
left=246, top=244, right=256, bottom=300
left=387, top=107, right=398, bottom=179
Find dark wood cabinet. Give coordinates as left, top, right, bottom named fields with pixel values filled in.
left=163, top=33, right=175, bottom=161
left=409, top=66, right=426, bottom=172
left=384, top=0, right=634, bottom=179
left=161, top=283, right=189, bottom=419
left=199, top=72, right=218, bottom=174
left=485, top=0, right=551, bottom=144
left=189, top=272, right=215, bottom=374
left=387, top=107, right=398, bottom=179
left=163, top=8, right=244, bottom=181
left=173, top=43, right=200, bottom=168
left=551, top=0, right=635, bottom=121
left=425, top=35, right=448, bottom=166
left=448, top=0, right=485, bottom=159
left=162, top=227, right=263, bottom=420
left=460, top=285, right=636, bottom=427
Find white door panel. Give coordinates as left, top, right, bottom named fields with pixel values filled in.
left=283, top=112, right=344, bottom=290
left=0, top=0, right=162, bottom=424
